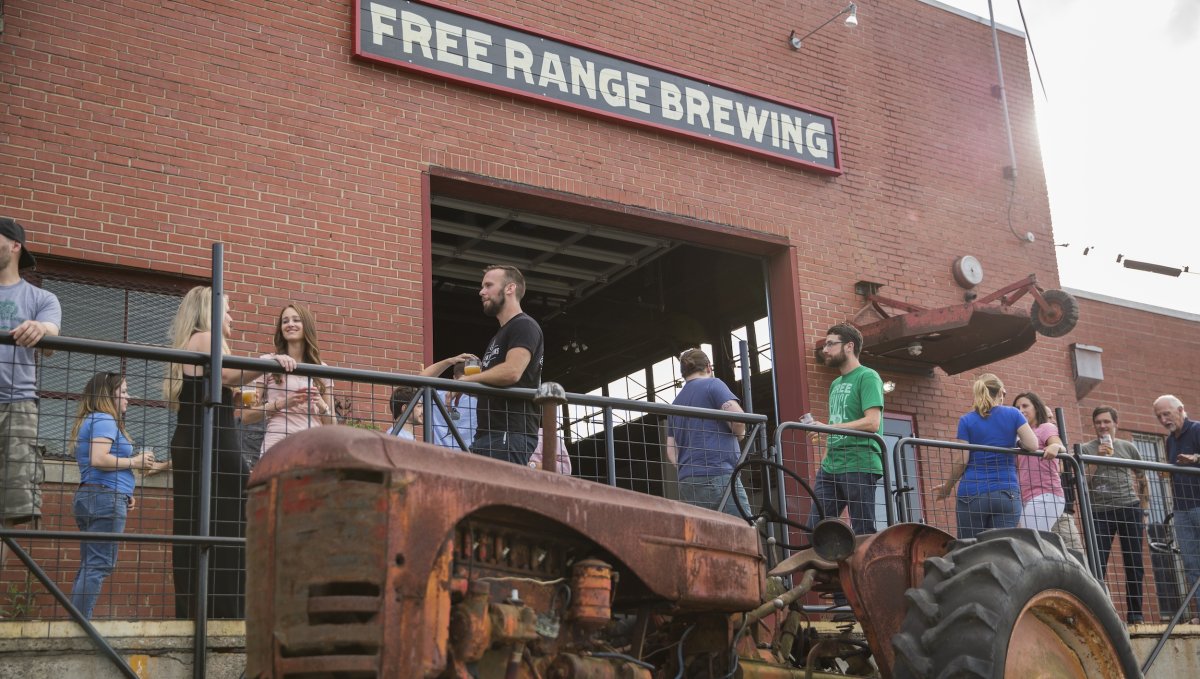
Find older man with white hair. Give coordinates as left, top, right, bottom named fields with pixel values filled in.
left=1154, top=394, right=1200, bottom=624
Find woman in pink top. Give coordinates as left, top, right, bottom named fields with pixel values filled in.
left=241, top=303, right=335, bottom=456
left=1012, top=391, right=1066, bottom=531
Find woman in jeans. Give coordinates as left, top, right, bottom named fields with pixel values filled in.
left=69, top=372, right=156, bottom=619
left=937, top=373, right=1038, bottom=539
left=1012, top=391, right=1066, bottom=532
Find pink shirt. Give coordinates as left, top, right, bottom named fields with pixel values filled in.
left=1017, top=422, right=1063, bottom=502
left=528, top=429, right=571, bottom=475
left=254, top=369, right=333, bottom=455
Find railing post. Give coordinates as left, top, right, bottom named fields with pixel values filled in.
left=603, top=406, right=617, bottom=486
left=534, top=382, right=567, bottom=472
left=193, top=243, right=224, bottom=679
left=1069, top=444, right=1105, bottom=581
left=892, top=439, right=913, bottom=523
left=421, top=387, right=436, bottom=444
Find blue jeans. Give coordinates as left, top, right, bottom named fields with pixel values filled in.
left=956, top=489, right=1021, bottom=540
left=71, top=487, right=129, bottom=619
left=812, top=469, right=881, bottom=535
left=679, top=474, right=750, bottom=518
left=470, top=431, right=536, bottom=466
left=1175, top=505, right=1200, bottom=619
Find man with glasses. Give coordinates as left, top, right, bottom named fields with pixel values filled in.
left=808, top=323, right=885, bottom=536
left=0, top=218, right=61, bottom=571
left=1083, top=406, right=1148, bottom=624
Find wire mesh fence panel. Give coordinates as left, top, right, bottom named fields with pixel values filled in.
left=2, top=337, right=766, bottom=625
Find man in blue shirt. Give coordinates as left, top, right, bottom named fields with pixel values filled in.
left=667, top=349, right=748, bottom=517
left=1154, top=394, right=1200, bottom=624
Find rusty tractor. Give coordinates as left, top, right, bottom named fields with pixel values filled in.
left=245, top=426, right=1140, bottom=678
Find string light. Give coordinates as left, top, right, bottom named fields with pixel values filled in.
left=1055, top=244, right=1196, bottom=277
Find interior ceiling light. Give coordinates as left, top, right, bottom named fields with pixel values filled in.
left=788, top=3, right=858, bottom=50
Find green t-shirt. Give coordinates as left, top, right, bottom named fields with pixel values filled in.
left=822, top=365, right=885, bottom=474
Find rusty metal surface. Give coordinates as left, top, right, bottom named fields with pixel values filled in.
left=767, top=535, right=871, bottom=579
left=547, top=653, right=654, bottom=678
left=859, top=304, right=1036, bottom=375
left=247, top=426, right=763, bottom=677
left=246, top=458, right=389, bottom=678
left=448, top=582, right=491, bottom=663
left=838, top=523, right=954, bottom=679
left=736, top=657, right=852, bottom=678
left=569, top=559, right=613, bottom=630
left=1006, top=590, right=1127, bottom=679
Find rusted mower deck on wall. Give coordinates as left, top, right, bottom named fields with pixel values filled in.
left=816, top=274, right=1080, bottom=375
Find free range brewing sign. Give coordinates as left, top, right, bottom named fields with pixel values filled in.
left=355, top=0, right=841, bottom=173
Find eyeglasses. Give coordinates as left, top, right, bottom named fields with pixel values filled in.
left=823, top=341, right=846, bottom=348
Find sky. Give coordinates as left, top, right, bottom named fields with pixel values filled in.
left=939, top=0, right=1200, bottom=315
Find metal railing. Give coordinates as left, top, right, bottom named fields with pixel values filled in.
left=0, top=318, right=766, bottom=678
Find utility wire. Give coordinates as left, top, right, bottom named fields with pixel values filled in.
left=1017, top=0, right=1049, bottom=101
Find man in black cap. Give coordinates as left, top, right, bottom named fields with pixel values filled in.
left=0, top=218, right=61, bottom=571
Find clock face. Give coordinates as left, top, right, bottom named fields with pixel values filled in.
left=953, top=255, right=984, bottom=288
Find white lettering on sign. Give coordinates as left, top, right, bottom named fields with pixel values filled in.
left=736, top=103, right=769, bottom=142
left=660, top=82, right=684, bottom=121
left=505, top=38, right=534, bottom=84
left=569, top=56, right=596, bottom=98
left=627, top=73, right=650, bottom=114
left=599, top=68, right=626, bottom=108
left=464, top=30, right=492, bottom=74
left=538, top=52, right=567, bottom=92
left=398, top=10, right=433, bottom=59
left=358, top=1, right=839, bottom=172
left=434, top=21, right=464, bottom=66
left=370, top=2, right=396, bottom=46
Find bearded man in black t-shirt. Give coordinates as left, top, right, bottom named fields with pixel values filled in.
left=459, top=265, right=544, bottom=465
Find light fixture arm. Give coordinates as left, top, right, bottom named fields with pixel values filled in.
left=789, top=2, right=857, bottom=50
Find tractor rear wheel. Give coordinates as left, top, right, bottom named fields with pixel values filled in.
left=1031, top=289, right=1080, bottom=338
left=891, top=529, right=1141, bottom=679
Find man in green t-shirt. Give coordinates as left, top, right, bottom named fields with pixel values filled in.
left=809, top=323, right=884, bottom=535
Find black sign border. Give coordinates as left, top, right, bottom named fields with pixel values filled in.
left=353, top=0, right=843, bottom=174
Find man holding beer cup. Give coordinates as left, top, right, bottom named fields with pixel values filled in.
left=457, top=265, right=544, bottom=465
left=1082, top=406, right=1148, bottom=624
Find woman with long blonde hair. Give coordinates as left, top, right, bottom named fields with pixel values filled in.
left=164, top=286, right=294, bottom=620
left=936, top=373, right=1039, bottom=539
left=69, top=372, right=155, bottom=619
left=239, top=303, right=335, bottom=457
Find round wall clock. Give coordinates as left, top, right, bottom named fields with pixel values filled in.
left=952, top=255, right=984, bottom=288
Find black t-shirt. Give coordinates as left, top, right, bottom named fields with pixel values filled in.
left=478, top=313, right=544, bottom=437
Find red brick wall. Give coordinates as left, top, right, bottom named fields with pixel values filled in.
left=1, top=0, right=1053, bottom=379
left=1063, top=294, right=1200, bottom=441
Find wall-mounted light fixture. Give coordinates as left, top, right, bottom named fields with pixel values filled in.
left=788, top=2, right=858, bottom=50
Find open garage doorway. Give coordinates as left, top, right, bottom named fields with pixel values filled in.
left=424, top=171, right=806, bottom=495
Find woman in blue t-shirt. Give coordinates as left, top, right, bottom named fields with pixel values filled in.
left=69, top=372, right=154, bottom=619
left=936, top=373, right=1039, bottom=539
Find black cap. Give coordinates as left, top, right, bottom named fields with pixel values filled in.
left=0, top=218, right=36, bottom=269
